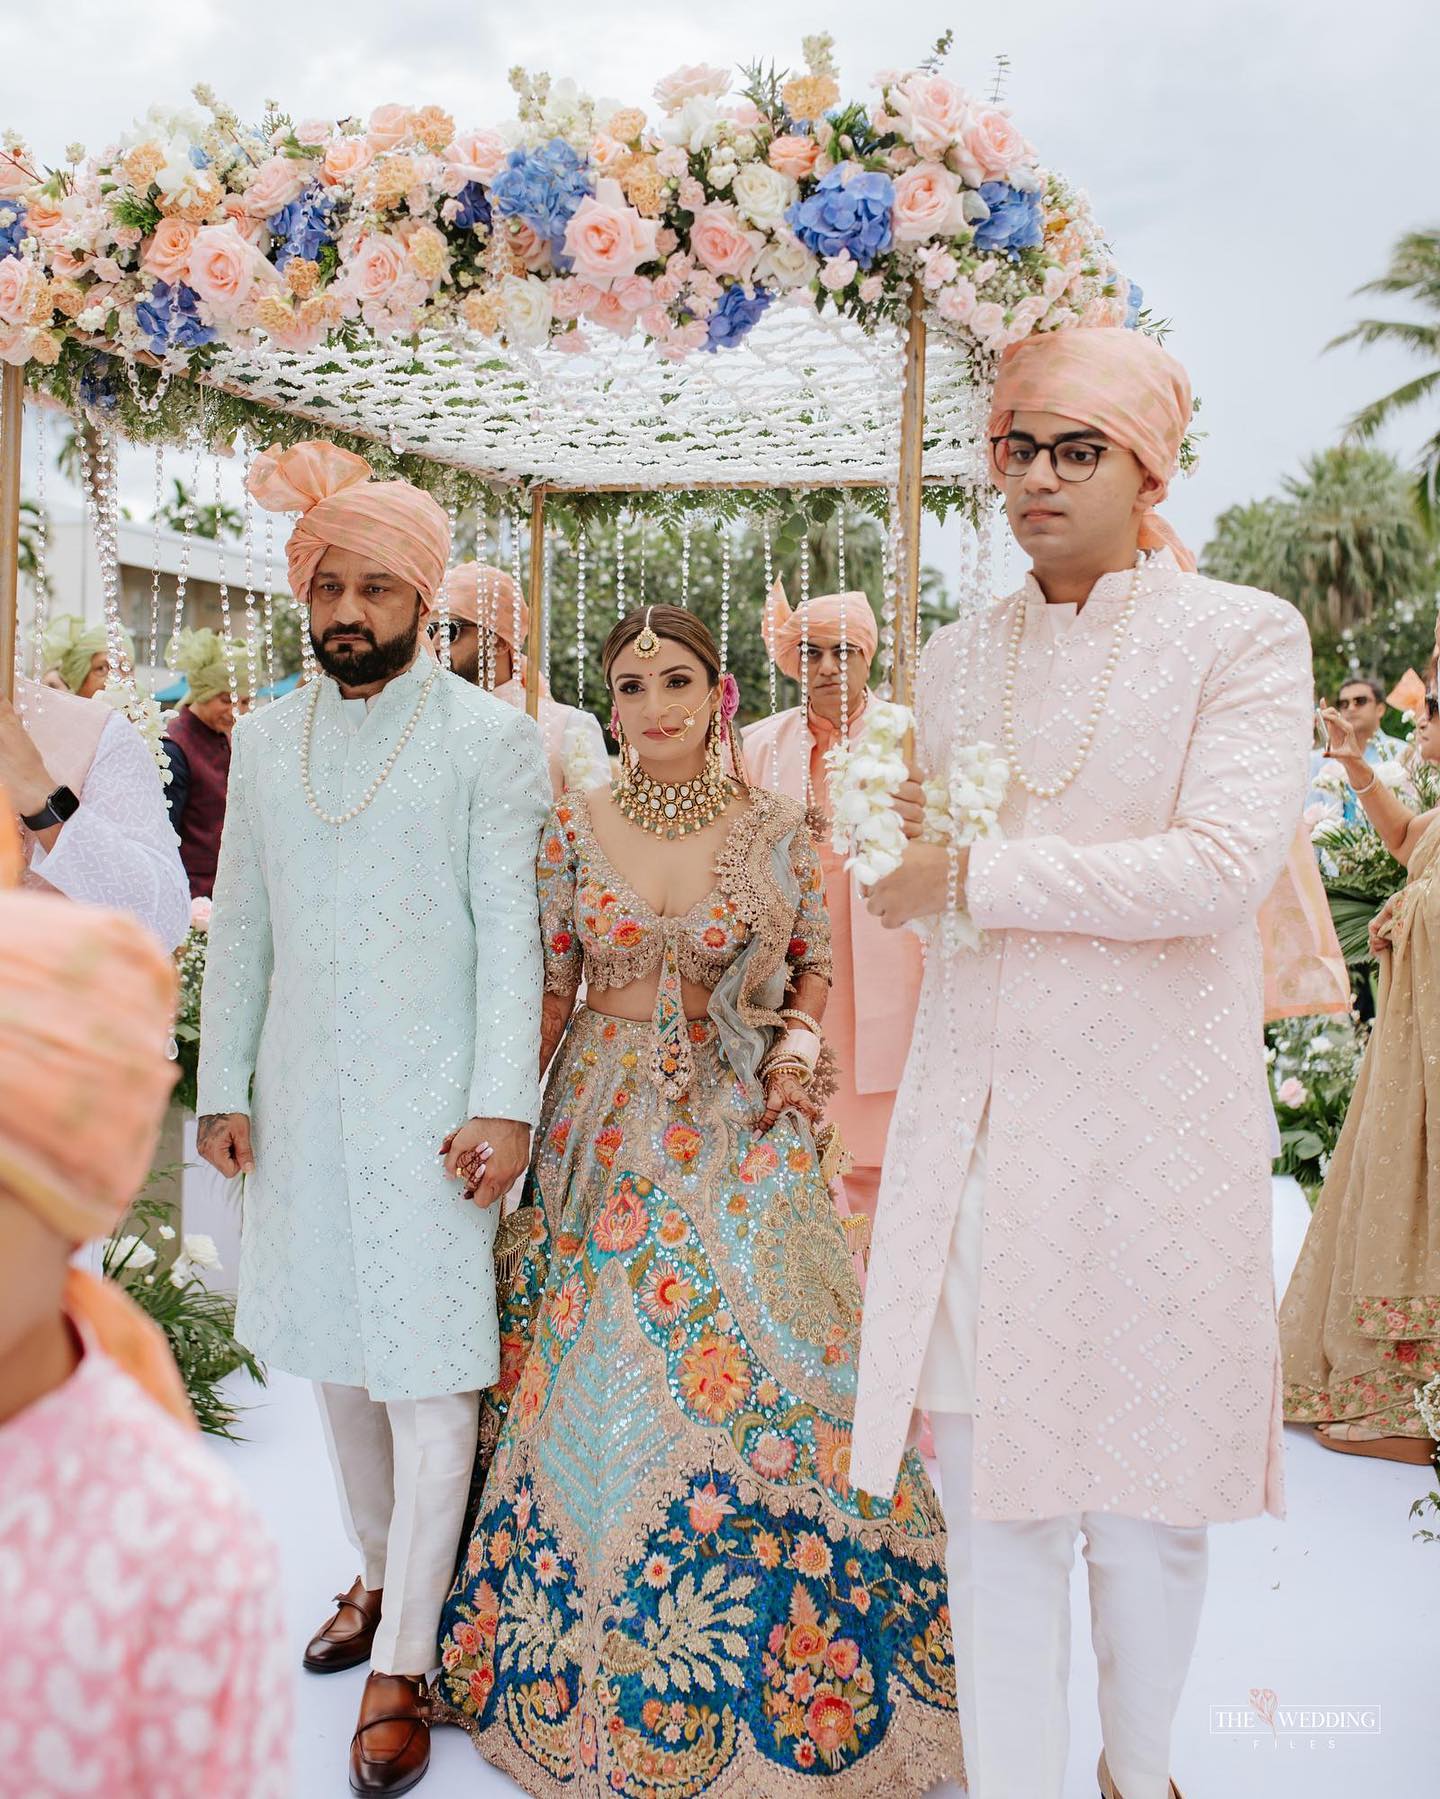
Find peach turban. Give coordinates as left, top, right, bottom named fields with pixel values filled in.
left=989, top=327, right=1197, bottom=572
left=427, top=562, right=529, bottom=645
left=246, top=440, right=451, bottom=607
left=761, top=580, right=879, bottom=682
left=0, top=797, right=191, bottom=1425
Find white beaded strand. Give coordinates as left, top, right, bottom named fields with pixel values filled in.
left=615, top=509, right=627, bottom=621
left=147, top=444, right=164, bottom=673
left=300, top=664, right=439, bottom=826
left=508, top=503, right=524, bottom=679
left=167, top=434, right=200, bottom=673
left=240, top=448, right=259, bottom=710
left=680, top=515, right=691, bottom=607
left=260, top=513, right=276, bottom=698
left=798, top=532, right=812, bottom=806
left=211, top=451, right=238, bottom=707
left=719, top=523, right=731, bottom=673
left=542, top=521, right=554, bottom=683
left=27, top=407, right=50, bottom=687
left=575, top=528, right=588, bottom=708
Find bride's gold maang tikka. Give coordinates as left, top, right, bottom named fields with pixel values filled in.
left=634, top=606, right=661, bottom=659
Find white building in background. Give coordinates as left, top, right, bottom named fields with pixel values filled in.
left=22, top=500, right=294, bottom=692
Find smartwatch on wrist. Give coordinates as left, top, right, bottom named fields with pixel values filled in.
left=20, top=784, right=80, bottom=831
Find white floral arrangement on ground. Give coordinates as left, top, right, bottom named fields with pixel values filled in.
left=97, top=680, right=172, bottom=784
left=0, top=32, right=1134, bottom=373
left=825, top=697, right=1008, bottom=949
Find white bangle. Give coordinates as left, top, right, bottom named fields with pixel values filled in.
left=1350, top=767, right=1377, bottom=796
left=776, top=1027, right=820, bottom=1072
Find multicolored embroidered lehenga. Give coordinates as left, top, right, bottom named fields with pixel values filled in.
left=436, top=788, right=962, bottom=1796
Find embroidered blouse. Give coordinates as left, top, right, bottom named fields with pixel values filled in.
left=538, top=785, right=832, bottom=1099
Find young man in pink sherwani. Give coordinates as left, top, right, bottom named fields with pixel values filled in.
left=854, top=328, right=1313, bottom=1799
left=743, top=585, right=923, bottom=1232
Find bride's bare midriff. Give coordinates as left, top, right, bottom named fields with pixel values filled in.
left=586, top=975, right=714, bottom=1024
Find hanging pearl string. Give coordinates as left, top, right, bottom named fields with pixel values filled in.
left=212, top=450, right=238, bottom=707
left=95, top=432, right=132, bottom=697
left=168, top=432, right=200, bottom=672
left=680, top=516, right=692, bottom=608
left=261, top=513, right=276, bottom=699
left=508, top=503, right=524, bottom=682
left=1001, top=558, right=1144, bottom=801
left=575, top=528, right=588, bottom=708
left=836, top=508, right=846, bottom=591
left=761, top=515, right=779, bottom=785
left=615, top=509, right=627, bottom=620
left=719, top=523, right=731, bottom=673
left=147, top=444, right=164, bottom=674
left=300, top=664, right=439, bottom=826
left=240, top=447, right=259, bottom=712
left=478, top=499, right=494, bottom=688
left=27, top=407, right=50, bottom=690
left=839, top=577, right=850, bottom=751
left=542, top=521, right=554, bottom=683
left=799, top=532, right=812, bottom=807
left=637, top=517, right=647, bottom=606
left=879, top=487, right=900, bottom=703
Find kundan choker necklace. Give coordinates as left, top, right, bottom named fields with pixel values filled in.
left=614, top=758, right=732, bottom=840
left=301, top=664, right=439, bottom=826
left=1001, top=557, right=1144, bottom=801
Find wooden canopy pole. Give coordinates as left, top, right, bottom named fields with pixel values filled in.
left=891, top=279, right=927, bottom=712
left=0, top=365, right=23, bottom=703
left=524, top=486, right=546, bottom=721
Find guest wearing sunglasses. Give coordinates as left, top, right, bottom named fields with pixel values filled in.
left=1306, top=676, right=1407, bottom=826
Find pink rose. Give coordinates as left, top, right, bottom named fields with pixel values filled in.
left=189, top=896, right=213, bottom=930
left=653, top=64, right=731, bottom=113
left=443, top=129, right=508, bottom=187
left=186, top=222, right=277, bottom=321
left=0, top=256, right=44, bottom=327
left=320, top=137, right=374, bottom=188
left=140, top=217, right=197, bottom=285
left=767, top=134, right=820, bottom=180
left=918, top=244, right=958, bottom=288
left=1276, top=1077, right=1307, bottom=1109
left=587, top=290, right=637, bottom=336
left=347, top=233, right=407, bottom=305
left=562, top=177, right=659, bottom=284
left=678, top=175, right=706, bottom=212
left=891, top=162, right=967, bottom=242
left=890, top=73, right=973, bottom=162
left=654, top=226, right=679, bottom=256
left=858, top=273, right=884, bottom=302
left=953, top=104, right=1034, bottom=186
left=553, top=327, right=591, bottom=354
left=240, top=155, right=313, bottom=219
left=971, top=300, right=1007, bottom=346
left=0, top=323, right=32, bottom=364
left=639, top=305, right=669, bottom=337
left=220, top=195, right=268, bottom=247
left=688, top=203, right=760, bottom=279
left=651, top=271, right=682, bottom=305
left=654, top=146, right=688, bottom=180
left=23, top=200, right=69, bottom=242
left=612, top=274, right=654, bottom=312
left=935, top=278, right=977, bottom=325
left=505, top=219, right=552, bottom=273
left=551, top=277, right=598, bottom=320
left=292, top=119, right=333, bottom=148
left=367, top=104, right=414, bottom=151
left=820, top=252, right=857, bottom=292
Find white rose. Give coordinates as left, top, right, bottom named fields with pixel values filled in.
left=111, top=1234, right=157, bottom=1270
left=182, top=1232, right=221, bottom=1269
left=661, top=97, right=722, bottom=154
left=753, top=235, right=816, bottom=291
left=731, top=161, right=798, bottom=232
left=499, top=273, right=554, bottom=346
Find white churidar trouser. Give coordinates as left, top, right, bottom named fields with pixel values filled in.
left=316, top=1382, right=479, bottom=1677
left=930, top=1412, right=1208, bottom=1799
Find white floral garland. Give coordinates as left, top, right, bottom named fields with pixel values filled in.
left=561, top=720, right=610, bottom=791
left=97, top=682, right=172, bottom=785
left=825, top=696, right=1008, bottom=951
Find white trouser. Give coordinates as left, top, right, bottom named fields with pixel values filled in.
left=316, top=1382, right=479, bottom=1677
left=931, top=1413, right=1208, bottom=1799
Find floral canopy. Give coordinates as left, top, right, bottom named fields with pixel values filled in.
left=0, top=35, right=1138, bottom=514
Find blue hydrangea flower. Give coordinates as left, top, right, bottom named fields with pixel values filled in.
left=0, top=203, right=27, bottom=260
left=489, top=138, right=592, bottom=260
left=134, top=281, right=217, bottom=355
left=450, top=181, right=492, bottom=232
left=77, top=353, right=121, bottom=414
left=268, top=184, right=334, bottom=270
left=188, top=144, right=211, bottom=169
left=972, top=182, right=1045, bottom=257
left=703, top=283, right=772, bottom=352
left=785, top=165, right=894, bottom=270
left=1124, top=280, right=1144, bottom=328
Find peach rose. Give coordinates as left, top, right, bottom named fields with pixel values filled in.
left=186, top=221, right=277, bottom=321
left=0, top=255, right=47, bottom=327
left=240, top=155, right=313, bottom=219
left=767, top=134, right=820, bottom=181
left=589, top=133, right=630, bottom=173
left=254, top=294, right=326, bottom=352
left=140, top=217, right=197, bottom=285
left=292, top=118, right=333, bottom=147
left=21, top=199, right=66, bottom=240
left=0, top=324, right=32, bottom=364
left=347, top=233, right=407, bottom=305
left=562, top=177, right=659, bottom=284
left=367, top=104, right=414, bottom=152
left=320, top=137, right=374, bottom=188
left=443, top=128, right=508, bottom=187
left=890, top=73, right=973, bottom=162
left=891, top=162, right=967, bottom=242
left=953, top=104, right=1034, bottom=187
left=587, top=289, right=637, bottom=336
left=505, top=219, right=552, bottom=273
left=220, top=195, right=268, bottom=247
left=688, top=202, right=760, bottom=280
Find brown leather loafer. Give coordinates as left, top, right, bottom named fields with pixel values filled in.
left=304, top=1576, right=384, bottom=1673
left=350, top=1672, right=430, bottom=1795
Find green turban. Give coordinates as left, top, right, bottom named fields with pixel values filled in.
left=168, top=628, right=255, bottom=707
left=42, top=614, right=135, bottom=694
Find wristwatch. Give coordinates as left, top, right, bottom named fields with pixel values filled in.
left=20, top=784, right=80, bottom=831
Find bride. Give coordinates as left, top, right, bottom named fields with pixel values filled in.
left=435, top=605, right=961, bottom=1796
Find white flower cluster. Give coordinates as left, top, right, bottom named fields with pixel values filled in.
left=561, top=722, right=610, bottom=792
left=920, top=737, right=1009, bottom=953
left=108, top=1228, right=222, bottom=1289
left=1416, top=1371, right=1440, bottom=1444
left=98, top=684, right=172, bottom=786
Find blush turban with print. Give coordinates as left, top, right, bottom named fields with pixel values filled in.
left=989, top=327, right=1197, bottom=572
left=246, top=441, right=452, bottom=606
left=761, top=581, right=879, bottom=682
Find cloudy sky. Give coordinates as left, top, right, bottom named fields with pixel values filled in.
left=8, top=0, right=1438, bottom=567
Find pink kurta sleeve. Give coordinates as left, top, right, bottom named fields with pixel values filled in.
left=967, top=597, right=1312, bottom=941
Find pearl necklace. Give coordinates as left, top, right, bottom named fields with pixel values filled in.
left=1001, top=559, right=1144, bottom=800
left=300, top=666, right=439, bottom=827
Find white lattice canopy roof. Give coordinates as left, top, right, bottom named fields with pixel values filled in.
left=200, top=303, right=991, bottom=493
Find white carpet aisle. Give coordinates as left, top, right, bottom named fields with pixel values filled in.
left=207, top=1177, right=1440, bottom=1799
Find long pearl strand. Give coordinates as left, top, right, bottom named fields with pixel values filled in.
left=1001, top=558, right=1144, bottom=801
left=300, top=668, right=439, bottom=827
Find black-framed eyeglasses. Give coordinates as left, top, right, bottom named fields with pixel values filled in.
left=989, top=433, right=1111, bottom=483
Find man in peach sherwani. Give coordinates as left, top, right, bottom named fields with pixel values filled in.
left=856, top=329, right=1313, bottom=1799
left=424, top=562, right=610, bottom=796
left=743, top=584, right=923, bottom=1233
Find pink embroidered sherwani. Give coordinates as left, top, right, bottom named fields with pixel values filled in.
left=743, top=700, right=924, bottom=1216
left=0, top=1325, right=291, bottom=1797
left=851, top=559, right=1313, bottom=1526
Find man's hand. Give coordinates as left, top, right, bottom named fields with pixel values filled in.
left=441, top=1117, right=531, bottom=1210
left=197, top=1112, right=255, bottom=1177
left=0, top=697, right=58, bottom=817
left=866, top=841, right=967, bottom=929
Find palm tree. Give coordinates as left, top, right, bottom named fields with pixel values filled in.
left=1330, top=227, right=1440, bottom=527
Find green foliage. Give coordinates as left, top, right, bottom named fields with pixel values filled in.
left=1266, top=1012, right=1368, bottom=1199
left=171, top=925, right=206, bottom=1113
left=111, top=192, right=162, bottom=235
left=103, top=1188, right=265, bottom=1438
left=158, top=476, right=244, bottom=542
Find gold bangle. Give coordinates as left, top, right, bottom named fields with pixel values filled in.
left=761, top=1059, right=812, bottom=1086
left=778, top=1007, right=824, bottom=1036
